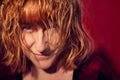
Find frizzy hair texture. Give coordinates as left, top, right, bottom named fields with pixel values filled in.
left=0, top=0, right=93, bottom=72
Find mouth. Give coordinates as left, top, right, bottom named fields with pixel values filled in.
left=33, top=48, right=53, bottom=59
left=41, top=48, right=52, bottom=56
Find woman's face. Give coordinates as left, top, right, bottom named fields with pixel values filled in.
left=21, top=24, right=60, bottom=70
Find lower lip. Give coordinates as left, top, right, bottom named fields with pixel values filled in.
left=34, top=54, right=48, bottom=60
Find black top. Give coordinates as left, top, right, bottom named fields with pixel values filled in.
left=0, top=65, right=114, bottom=80
left=0, top=63, right=115, bottom=80
left=0, top=69, right=80, bottom=80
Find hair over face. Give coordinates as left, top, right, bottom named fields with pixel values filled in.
left=0, top=0, right=93, bottom=72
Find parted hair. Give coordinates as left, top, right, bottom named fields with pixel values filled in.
left=0, top=0, right=93, bottom=73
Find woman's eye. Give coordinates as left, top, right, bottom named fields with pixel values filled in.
left=23, top=26, right=33, bottom=32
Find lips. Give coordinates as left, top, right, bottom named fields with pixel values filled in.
left=33, top=48, right=53, bottom=60
left=40, top=48, right=52, bottom=56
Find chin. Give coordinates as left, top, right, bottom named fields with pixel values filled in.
left=34, top=55, right=57, bottom=70
left=37, top=60, right=58, bottom=73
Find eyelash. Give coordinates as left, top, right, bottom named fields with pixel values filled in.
left=22, top=24, right=58, bottom=33
left=23, top=26, right=35, bottom=33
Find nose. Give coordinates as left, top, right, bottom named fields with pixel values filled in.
left=34, top=28, right=46, bottom=52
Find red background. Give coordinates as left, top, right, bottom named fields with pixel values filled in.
left=81, top=0, right=120, bottom=79
left=0, top=0, right=120, bottom=79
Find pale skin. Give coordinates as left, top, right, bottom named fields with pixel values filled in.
left=22, top=25, right=74, bottom=80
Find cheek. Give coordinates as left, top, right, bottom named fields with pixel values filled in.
left=22, top=33, right=34, bottom=48
left=47, top=29, right=60, bottom=49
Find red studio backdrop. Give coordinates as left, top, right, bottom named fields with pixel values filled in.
left=0, top=0, right=120, bottom=79
left=80, top=0, right=120, bottom=79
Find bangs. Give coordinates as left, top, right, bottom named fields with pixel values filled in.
left=19, top=0, right=53, bottom=26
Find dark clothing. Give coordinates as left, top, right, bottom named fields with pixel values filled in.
left=0, top=53, right=117, bottom=80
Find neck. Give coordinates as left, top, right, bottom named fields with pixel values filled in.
left=23, top=66, right=74, bottom=80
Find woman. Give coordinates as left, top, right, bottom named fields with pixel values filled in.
left=0, top=0, right=114, bottom=80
